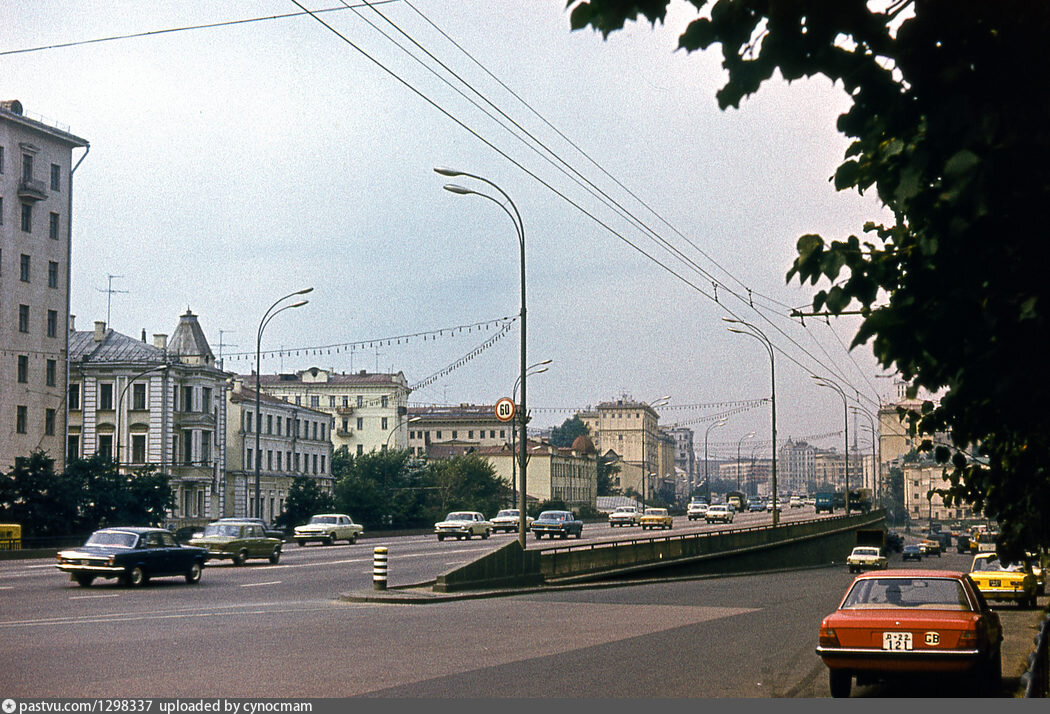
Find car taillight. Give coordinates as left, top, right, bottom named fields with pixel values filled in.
left=958, top=630, right=979, bottom=648
left=819, top=625, right=840, bottom=647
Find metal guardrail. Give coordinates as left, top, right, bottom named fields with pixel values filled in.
left=1022, top=613, right=1050, bottom=697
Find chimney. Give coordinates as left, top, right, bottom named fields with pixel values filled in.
left=68, top=314, right=76, bottom=331
left=93, top=321, right=105, bottom=343
left=153, top=333, right=168, bottom=350
left=232, top=377, right=243, bottom=394
left=141, top=329, right=147, bottom=343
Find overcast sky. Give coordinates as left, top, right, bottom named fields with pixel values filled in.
left=3, top=0, right=898, bottom=458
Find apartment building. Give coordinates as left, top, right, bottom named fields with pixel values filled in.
left=583, top=399, right=674, bottom=500
left=225, top=379, right=333, bottom=523
left=1, top=100, right=88, bottom=469
left=478, top=437, right=598, bottom=510
left=68, top=310, right=229, bottom=528
left=406, top=403, right=512, bottom=459
left=251, top=368, right=410, bottom=456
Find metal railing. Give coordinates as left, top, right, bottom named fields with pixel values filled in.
left=1023, top=612, right=1050, bottom=697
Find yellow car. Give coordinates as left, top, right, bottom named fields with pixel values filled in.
left=640, top=508, right=673, bottom=530
left=969, top=553, right=1038, bottom=608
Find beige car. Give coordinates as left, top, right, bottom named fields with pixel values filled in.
left=434, top=512, right=493, bottom=541
left=640, top=508, right=673, bottom=530
left=293, top=513, right=364, bottom=546
left=846, top=546, right=887, bottom=573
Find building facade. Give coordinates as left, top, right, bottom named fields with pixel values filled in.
left=1, top=100, right=88, bottom=469
left=225, top=379, right=333, bottom=523
left=67, top=311, right=229, bottom=528
left=479, top=437, right=597, bottom=510
left=779, top=439, right=816, bottom=495
left=406, top=403, right=512, bottom=459
left=251, top=368, right=410, bottom=456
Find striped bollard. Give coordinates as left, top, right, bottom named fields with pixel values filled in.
left=373, top=546, right=388, bottom=590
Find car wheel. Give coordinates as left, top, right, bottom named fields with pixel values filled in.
left=348, top=534, right=357, bottom=545
left=325, top=534, right=335, bottom=546
left=437, top=534, right=445, bottom=541
left=575, top=529, right=583, bottom=539
left=74, top=574, right=95, bottom=588
left=979, top=648, right=1002, bottom=695
left=125, top=566, right=148, bottom=587
left=560, top=531, right=568, bottom=539
left=233, top=550, right=248, bottom=566
left=184, top=561, right=202, bottom=584
left=296, top=540, right=306, bottom=547
left=829, top=669, right=852, bottom=698
left=269, top=548, right=281, bottom=565
left=534, top=532, right=542, bottom=540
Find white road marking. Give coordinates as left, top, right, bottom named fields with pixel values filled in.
left=239, top=581, right=281, bottom=587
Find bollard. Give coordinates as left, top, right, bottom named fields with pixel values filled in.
left=373, top=546, right=388, bottom=591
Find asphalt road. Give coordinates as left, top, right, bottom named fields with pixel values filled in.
left=0, top=516, right=1043, bottom=698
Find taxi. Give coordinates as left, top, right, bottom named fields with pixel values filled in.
left=639, top=507, right=673, bottom=530
left=969, top=553, right=1038, bottom=608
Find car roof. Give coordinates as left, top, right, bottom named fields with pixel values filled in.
left=95, top=526, right=167, bottom=534
left=854, top=568, right=967, bottom=580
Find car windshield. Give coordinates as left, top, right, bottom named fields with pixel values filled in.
left=646, top=509, right=667, bottom=516
left=539, top=512, right=566, bottom=520
left=446, top=512, right=474, bottom=521
left=853, top=547, right=880, bottom=557
left=972, top=557, right=1025, bottom=573
left=841, top=578, right=971, bottom=611
left=309, top=516, right=337, bottom=524
left=496, top=510, right=517, bottom=518
left=203, top=524, right=242, bottom=537
left=615, top=507, right=634, bottom=513
left=84, top=531, right=138, bottom=549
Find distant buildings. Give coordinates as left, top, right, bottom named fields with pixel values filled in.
left=0, top=100, right=88, bottom=469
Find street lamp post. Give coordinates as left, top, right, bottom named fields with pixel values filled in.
left=851, top=406, right=878, bottom=504
left=255, top=288, right=312, bottom=520
left=704, top=418, right=727, bottom=504
left=640, top=396, right=670, bottom=508
left=813, top=376, right=850, bottom=515
left=736, top=431, right=755, bottom=492
left=512, top=360, right=551, bottom=507
left=724, top=318, right=778, bottom=525
left=115, top=363, right=168, bottom=469
left=436, top=167, right=528, bottom=550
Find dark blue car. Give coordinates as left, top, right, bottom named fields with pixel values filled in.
left=56, top=527, right=207, bottom=587
left=901, top=544, right=923, bottom=561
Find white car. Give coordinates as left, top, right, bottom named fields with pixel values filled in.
left=687, top=502, right=708, bottom=520
left=435, top=512, right=493, bottom=541
left=705, top=504, right=734, bottom=523
left=846, top=546, right=888, bottom=573
left=789, top=496, right=804, bottom=508
left=293, top=513, right=364, bottom=546
left=608, top=506, right=642, bottom=527
left=490, top=509, right=533, bottom=533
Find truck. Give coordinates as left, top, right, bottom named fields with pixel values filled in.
left=726, top=490, right=747, bottom=513
left=815, top=492, right=836, bottom=514
left=847, top=488, right=873, bottom=513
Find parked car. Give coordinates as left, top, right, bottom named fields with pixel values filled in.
left=901, top=544, right=923, bottom=561
left=640, top=508, right=673, bottom=530
left=816, top=570, right=1003, bottom=697
left=56, top=527, right=207, bottom=588
left=490, top=509, right=532, bottom=533
left=434, top=512, right=493, bottom=541
left=531, top=510, right=583, bottom=539
left=686, top=502, right=708, bottom=521
left=846, top=546, right=888, bottom=573
left=705, top=504, right=734, bottom=523
left=969, top=553, right=1038, bottom=608
left=608, top=505, right=642, bottom=527
left=293, top=514, right=364, bottom=546
left=189, top=520, right=282, bottom=565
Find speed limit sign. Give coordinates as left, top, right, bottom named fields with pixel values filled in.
left=494, top=397, right=516, bottom=422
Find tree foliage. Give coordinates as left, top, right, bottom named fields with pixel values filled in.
left=565, top=0, right=1050, bottom=558
left=549, top=416, right=589, bottom=448
left=0, top=451, right=81, bottom=537
left=275, top=475, right=335, bottom=531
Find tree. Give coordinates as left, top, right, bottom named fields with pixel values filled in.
left=566, top=0, right=1050, bottom=558
left=275, top=475, right=335, bottom=531
left=64, top=455, right=173, bottom=529
left=332, top=449, right=410, bottom=530
left=0, top=451, right=81, bottom=537
left=421, top=453, right=509, bottom=524
left=549, top=416, right=589, bottom=448
left=596, top=452, right=620, bottom=496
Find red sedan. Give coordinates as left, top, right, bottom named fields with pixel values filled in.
left=816, top=570, right=1003, bottom=697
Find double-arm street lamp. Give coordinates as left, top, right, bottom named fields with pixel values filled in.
left=255, top=288, right=312, bottom=520
left=641, top=395, right=670, bottom=507
left=704, top=417, right=727, bottom=504
left=724, top=318, right=779, bottom=525
left=435, top=167, right=529, bottom=549
left=812, top=375, right=850, bottom=515
left=851, top=406, right=879, bottom=505
left=115, top=363, right=168, bottom=469
left=736, top=431, right=755, bottom=492
left=512, top=359, right=551, bottom=506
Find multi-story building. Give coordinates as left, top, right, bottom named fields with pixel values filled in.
left=478, top=437, right=597, bottom=510
left=251, top=368, right=410, bottom=456
left=779, top=439, right=816, bottom=495
left=1, top=100, right=88, bottom=469
left=225, top=378, right=333, bottom=523
left=406, top=403, right=513, bottom=459
left=903, top=463, right=975, bottom=525
left=668, top=426, right=696, bottom=489
left=67, top=310, right=229, bottom=528
left=584, top=398, right=673, bottom=501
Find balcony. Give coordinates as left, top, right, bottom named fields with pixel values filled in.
left=335, top=406, right=355, bottom=415
left=18, top=178, right=48, bottom=202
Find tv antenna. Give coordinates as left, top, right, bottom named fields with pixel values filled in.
left=95, top=274, right=128, bottom=327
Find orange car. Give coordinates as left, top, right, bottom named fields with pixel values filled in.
left=816, top=570, right=1003, bottom=697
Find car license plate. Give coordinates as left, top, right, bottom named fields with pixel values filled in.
left=989, top=579, right=1001, bottom=587
left=882, top=632, right=913, bottom=651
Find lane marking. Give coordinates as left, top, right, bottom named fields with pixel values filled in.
left=69, top=594, right=120, bottom=600
left=240, top=581, right=282, bottom=588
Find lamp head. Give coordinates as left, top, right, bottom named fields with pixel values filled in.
left=443, top=184, right=473, bottom=195
left=434, top=166, right=462, bottom=177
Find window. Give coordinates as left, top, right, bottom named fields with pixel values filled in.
left=20, top=203, right=31, bottom=232
left=49, top=212, right=59, bottom=240
left=182, top=386, right=193, bottom=412
left=245, top=411, right=253, bottom=433
left=276, top=416, right=282, bottom=436
left=246, top=448, right=253, bottom=468
left=131, top=434, right=146, bottom=464
left=320, top=455, right=326, bottom=474
left=18, top=305, right=29, bottom=333
left=267, top=414, right=273, bottom=435
left=19, top=254, right=29, bottom=282
left=183, top=431, right=194, bottom=465
left=69, top=383, right=80, bottom=410
left=312, top=421, right=318, bottom=440
left=357, top=417, right=363, bottom=430
left=44, top=409, right=55, bottom=436
left=320, top=423, right=325, bottom=440
left=16, top=406, right=27, bottom=434
left=17, top=355, right=28, bottom=383
left=357, top=396, right=363, bottom=407
left=356, top=444, right=364, bottom=456
left=313, top=454, right=318, bottom=475
left=267, top=450, right=273, bottom=470
left=48, top=261, right=58, bottom=288
left=45, top=359, right=56, bottom=387
left=329, top=396, right=336, bottom=407
left=99, top=383, right=113, bottom=410
left=47, top=309, right=57, bottom=337
left=67, top=434, right=79, bottom=462
left=202, top=387, right=212, bottom=411
left=342, top=418, right=349, bottom=432
left=0, top=196, right=3, bottom=223
left=50, top=163, right=61, bottom=192
left=294, top=396, right=301, bottom=406
left=342, top=396, right=349, bottom=407
left=22, top=153, right=32, bottom=181
left=276, top=451, right=282, bottom=470
left=310, top=395, right=319, bottom=408
left=0, top=146, right=4, bottom=172
left=381, top=396, right=388, bottom=408
left=98, top=434, right=112, bottom=460
left=132, top=382, right=146, bottom=410
left=451, top=430, right=457, bottom=439
left=383, top=418, right=390, bottom=431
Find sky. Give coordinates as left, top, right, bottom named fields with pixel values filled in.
left=2, top=0, right=899, bottom=459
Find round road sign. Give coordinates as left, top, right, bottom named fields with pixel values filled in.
left=495, top=397, right=516, bottom=422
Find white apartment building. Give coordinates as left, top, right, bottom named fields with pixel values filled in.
left=68, top=310, right=229, bottom=528
left=225, top=379, right=333, bottom=523
left=251, top=368, right=410, bottom=456
left=407, top=403, right=513, bottom=459
left=1, top=100, right=88, bottom=469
